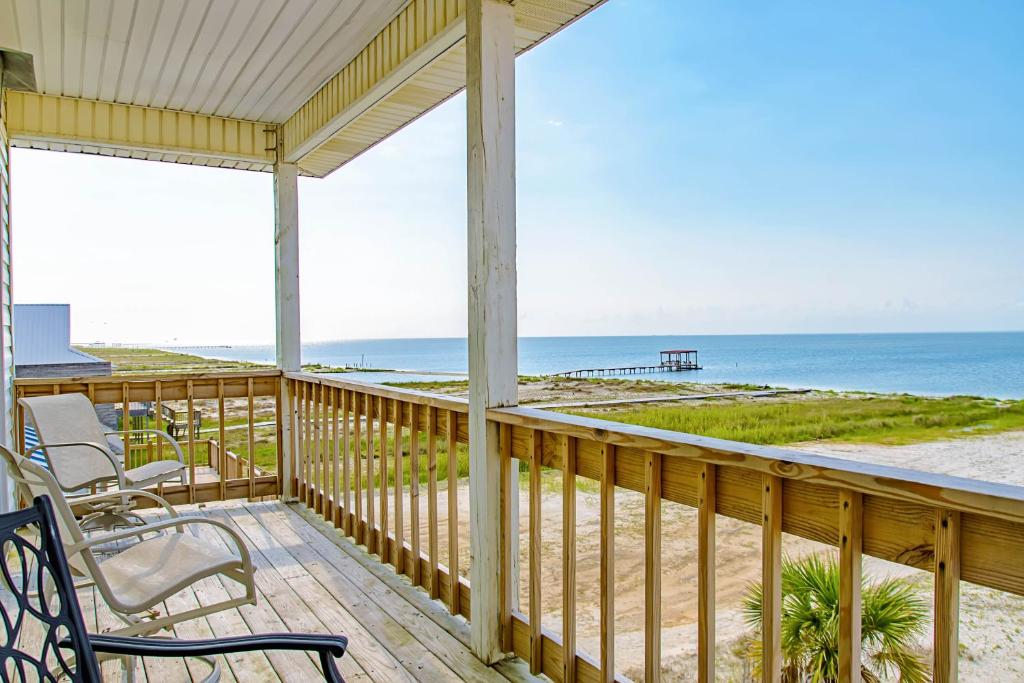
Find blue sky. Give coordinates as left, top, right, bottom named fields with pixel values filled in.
left=13, top=1, right=1024, bottom=344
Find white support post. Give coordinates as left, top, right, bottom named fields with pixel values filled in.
left=466, top=0, right=517, bottom=664
left=0, top=71, right=14, bottom=513
left=274, top=160, right=301, bottom=501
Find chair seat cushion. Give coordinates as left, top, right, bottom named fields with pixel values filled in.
left=124, top=459, right=185, bottom=487
left=99, top=532, right=242, bottom=610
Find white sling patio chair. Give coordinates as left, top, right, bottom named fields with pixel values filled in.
left=0, top=445, right=256, bottom=639
left=19, top=392, right=188, bottom=494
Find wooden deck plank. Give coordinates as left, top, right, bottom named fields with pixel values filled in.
left=203, top=503, right=412, bottom=682
left=227, top=502, right=467, bottom=683
left=258, top=500, right=509, bottom=683
left=191, top=505, right=369, bottom=682
left=181, top=518, right=284, bottom=682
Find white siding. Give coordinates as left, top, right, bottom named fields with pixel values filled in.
left=0, top=82, right=13, bottom=511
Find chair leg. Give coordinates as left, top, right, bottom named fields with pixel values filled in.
left=196, top=656, right=223, bottom=683
left=121, top=655, right=137, bottom=683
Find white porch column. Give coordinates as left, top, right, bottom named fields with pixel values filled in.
left=0, top=69, right=15, bottom=512
left=466, top=0, right=517, bottom=663
left=274, top=160, right=301, bottom=500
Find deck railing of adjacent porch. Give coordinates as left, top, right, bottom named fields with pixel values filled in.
left=13, top=369, right=1024, bottom=682
left=14, top=370, right=282, bottom=505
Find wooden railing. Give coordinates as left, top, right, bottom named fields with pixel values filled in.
left=283, top=372, right=473, bottom=616
left=14, top=370, right=282, bottom=505
left=284, top=371, right=1024, bottom=683
left=15, top=369, right=1024, bottom=680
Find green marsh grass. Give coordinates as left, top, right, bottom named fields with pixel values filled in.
left=568, top=395, right=1024, bottom=446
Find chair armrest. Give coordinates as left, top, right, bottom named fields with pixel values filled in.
left=26, top=441, right=127, bottom=490
left=70, top=488, right=178, bottom=517
left=84, top=633, right=347, bottom=682
left=105, top=429, right=186, bottom=465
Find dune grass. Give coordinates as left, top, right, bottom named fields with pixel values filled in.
left=568, top=395, right=1024, bottom=446
left=77, top=346, right=265, bottom=373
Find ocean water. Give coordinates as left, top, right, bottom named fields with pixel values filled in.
left=175, top=332, right=1024, bottom=399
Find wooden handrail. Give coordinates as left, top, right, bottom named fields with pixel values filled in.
left=14, top=368, right=282, bottom=385
left=282, top=371, right=468, bottom=412
left=487, top=405, right=1024, bottom=523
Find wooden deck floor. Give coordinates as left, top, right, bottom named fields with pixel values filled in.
left=79, top=499, right=534, bottom=682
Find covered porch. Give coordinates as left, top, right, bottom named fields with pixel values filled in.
left=2, top=2, right=1024, bottom=682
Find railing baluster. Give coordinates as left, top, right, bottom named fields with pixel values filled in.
left=447, top=409, right=460, bottom=616
left=395, top=400, right=405, bottom=576
left=698, top=462, right=716, bottom=683
left=645, top=451, right=662, bottom=683
left=301, top=382, right=309, bottom=505
left=121, top=383, right=131, bottom=467
left=529, top=428, right=543, bottom=674
left=217, top=379, right=226, bottom=501
left=332, top=387, right=341, bottom=527
left=562, top=434, right=577, bottom=682
left=600, top=443, right=615, bottom=683
left=500, top=423, right=514, bottom=652
left=16, top=394, right=25, bottom=457
left=353, top=390, right=363, bottom=544
left=366, top=392, right=376, bottom=554
left=321, top=383, right=330, bottom=517
left=839, top=490, right=863, bottom=683
left=313, top=383, right=323, bottom=512
left=289, top=379, right=299, bottom=499
left=247, top=377, right=256, bottom=501
left=410, top=404, right=421, bottom=585
left=296, top=381, right=303, bottom=502
left=342, top=389, right=351, bottom=533
left=186, top=380, right=196, bottom=503
left=428, top=406, right=440, bottom=599
left=380, top=398, right=390, bottom=565
left=154, top=380, right=165, bottom=498
left=934, top=509, right=961, bottom=683
left=275, top=379, right=284, bottom=484
left=762, top=474, right=783, bottom=683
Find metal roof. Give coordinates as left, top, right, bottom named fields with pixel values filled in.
left=12, top=304, right=104, bottom=366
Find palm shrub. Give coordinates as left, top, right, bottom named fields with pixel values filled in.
left=742, top=555, right=928, bottom=682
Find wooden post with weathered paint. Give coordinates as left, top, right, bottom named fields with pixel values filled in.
left=466, top=0, right=518, bottom=664
left=274, top=159, right=300, bottom=501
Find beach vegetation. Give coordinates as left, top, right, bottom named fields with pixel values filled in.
left=570, top=395, right=1024, bottom=445
left=742, top=555, right=928, bottom=682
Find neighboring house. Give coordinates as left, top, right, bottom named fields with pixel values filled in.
left=13, top=305, right=118, bottom=450
left=13, top=304, right=110, bottom=378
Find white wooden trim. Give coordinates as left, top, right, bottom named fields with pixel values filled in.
left=274, top=161, right=300, bottom=501
left=466, top=0, right=518, bottom=664
left=283, top=18, right=467, bottom=164
left=274, top=162, right=301, bottom=372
